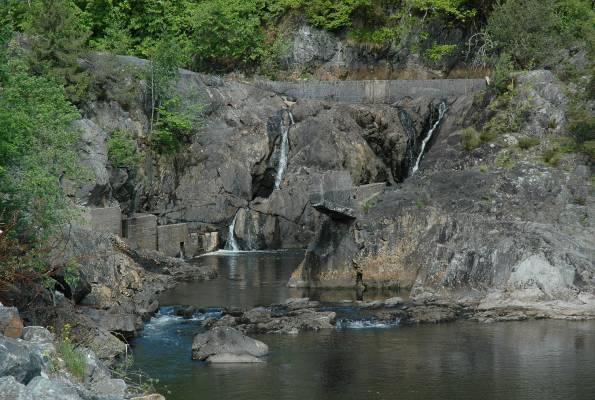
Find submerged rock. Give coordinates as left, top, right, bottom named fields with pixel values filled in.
left=192, top=327, right=269, bottom=362
left=209, top=304, right=336, bottom=334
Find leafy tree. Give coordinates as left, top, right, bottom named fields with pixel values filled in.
left=188, top=0, right=266, bottom=70
left=24, top=0, right=92, bottom=104
left=0, top=56, right=81, bottom=243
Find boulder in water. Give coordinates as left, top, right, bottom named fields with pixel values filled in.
left=191, top=327, right=268, bottom=362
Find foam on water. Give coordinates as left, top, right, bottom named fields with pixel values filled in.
left=336, top=317, right=400, bottom=330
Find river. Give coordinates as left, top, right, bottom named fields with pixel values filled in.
left=131, top=251, right=595, bottom=400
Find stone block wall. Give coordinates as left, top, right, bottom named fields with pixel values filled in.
left=123, top=214, right=157, bottom=251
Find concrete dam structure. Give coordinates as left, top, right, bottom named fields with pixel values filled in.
left=255, top=78, right=486, bottom=104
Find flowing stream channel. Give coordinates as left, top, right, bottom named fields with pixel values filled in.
left=132, top=252, right=595, bottom=400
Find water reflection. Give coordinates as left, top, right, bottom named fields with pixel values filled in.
left=158, top=251, right=402, bottom=308
left=133, top=253, right=595, bottom=400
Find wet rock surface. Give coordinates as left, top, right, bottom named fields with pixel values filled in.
left=192, top=326, right=269, bottom=362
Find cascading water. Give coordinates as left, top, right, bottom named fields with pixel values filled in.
left=225, top=211, right=240, bottom=251
left=274, top=110, right=294, bottom=190
left=411, top=101, right=447, bottom=175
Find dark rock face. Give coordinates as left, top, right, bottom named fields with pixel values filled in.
left=78, top=56, right=443, bottom=251
left=290, top=72, right=595, bottom=318
left=283, top=23, right=475, bottom=80
left=191, top=327, right=269, bottom=362
left=0, top=336, right=44, bottom=384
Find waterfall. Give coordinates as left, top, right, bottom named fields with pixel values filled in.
left=274, top=110, right=294, bottom=190
left=411, top=102, right=447, bottom=175
left=225, top=211, right=240, bottom=251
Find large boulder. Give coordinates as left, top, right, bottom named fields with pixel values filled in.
left=0, top=376, right=32, bottom=400
left=26, top=376, right=82, bottom=400
left=191, top=327, right=269, bottom=362
left=0, top=306, right=24, bottom=338
left=0, top=336, right=44, bottom=384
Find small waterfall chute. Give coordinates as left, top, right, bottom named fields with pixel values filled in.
left=225, top=211, right=240, bottom=251
left=411, top=102, right=447, bottom=175
left=274, top=110, right=294, bottom=190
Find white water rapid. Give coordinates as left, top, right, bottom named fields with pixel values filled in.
left=411, top=101, right=447, bottom=174
left=274, top=111, right=294, bottom=190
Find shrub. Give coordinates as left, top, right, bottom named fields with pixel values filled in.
left=425, top=43, right=457, bottom=62
left=542, top=148, right=562, bottom=166
left=107, top=130, right=142, bottom=168
left=582, top=140, right=595, bottom=161
left=461, top=127, right=481, bottom=151
left=495, top=150, right=515, bottom=169
left=486, top=0, right=558, bottom=68
left=302, top=0, right=372, bottom=30
left=518, top=136, right=540, bottom=150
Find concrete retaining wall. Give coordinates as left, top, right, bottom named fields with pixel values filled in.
left=157, top=224, right=189, bottom=258
left=256, top=79, right=485, bottom=104
left=83, top=207, right=122, bottom=236
left=123, top=214, right=157, bottom=251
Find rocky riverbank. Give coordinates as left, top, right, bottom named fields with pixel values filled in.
left=0, top=304, right=164, bottom=400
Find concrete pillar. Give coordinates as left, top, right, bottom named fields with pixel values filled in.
left=123, top=214, right=157, bottom=251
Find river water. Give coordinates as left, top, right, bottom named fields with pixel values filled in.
left=132, top=252, right=595, bottom=400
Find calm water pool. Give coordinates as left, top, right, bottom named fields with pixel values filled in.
left=132, top=252, right=595, bottom=400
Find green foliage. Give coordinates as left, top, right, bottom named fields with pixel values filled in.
left=148, top=37, right=185, bottom=104
left=486, top=0, right=557, bottom=68
left=486, top=0, right=595, bottom=69
left=461, top=127, right=481, bottom=151
left=492, top=52, right=514, bottom=94
left=541, top=136, right=577, bottom=166
left=24, top=0, right=91, bottom=104
left=567, top=97, right=595, bottom=145
left=495, top=150, right=515, bottom=169
left=518, top=136, right=540, bottom=150
left=56, top=323, right=86, bottom=379
left=0, top=54, right=81, bottom=241
left=483, top=90, right=529, bottom=141
left=542, top=148, right=563, bottom=166
left=258, top=34, right=292, bottom=78
left=152, top=97, right=198, bottom=153
left=107, top=130, right=142, bottom=167
left=425, top=43, right=457, bottom=61
left=582, top=140, right=595, bottom=161
left=187, top=0, right=268, bottom=70
left=301, top=0, right=371, bottom=30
